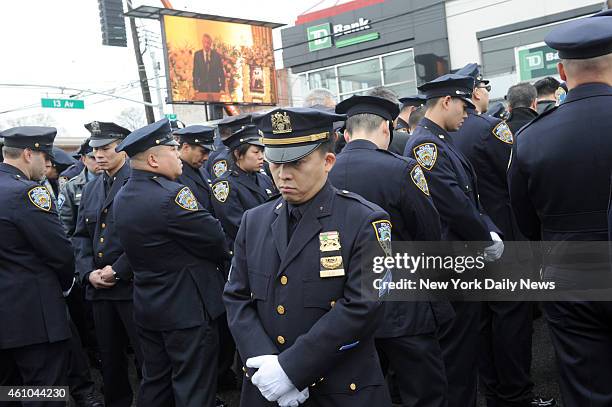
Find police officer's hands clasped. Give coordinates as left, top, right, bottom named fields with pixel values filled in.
left=88, top=267, right=116, bottom=289
left=247, top=355, right=299, bottom=402
left=484, top=231, right=504, bottom=262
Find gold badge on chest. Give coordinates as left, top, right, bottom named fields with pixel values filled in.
left=319, top=231, right=344, bottom=278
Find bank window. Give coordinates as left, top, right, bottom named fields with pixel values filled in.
left=308, top=68, right=338, bottom=95
left=338, top=58, right=382, bottom=94
left=383, top=50, right=416, bottom=85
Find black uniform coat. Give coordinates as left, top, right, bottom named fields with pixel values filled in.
left=177, top=159, right=214, bottom=214
left=506, top=107, right=538, bottom=136
left=224, top=182, right=391, bottom=406
left=73, top=161, right=133, bottom=301
left=113, top=169, right=229, bottom=331
left=0, top=163, right=74, bottom=349
left=329, top=139, right=452, bottom=337
left=211, top=168, right=276, bottom=251
left=404, top=118, right=499, bottom=242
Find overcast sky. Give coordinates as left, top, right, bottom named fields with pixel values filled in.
left=0, top=0, right=347, bottom=144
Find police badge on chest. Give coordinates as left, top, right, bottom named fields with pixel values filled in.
left=319, top=231, right=345, bottom=278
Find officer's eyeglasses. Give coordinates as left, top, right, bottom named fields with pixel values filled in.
left=477, top=84, right=492, bottom=92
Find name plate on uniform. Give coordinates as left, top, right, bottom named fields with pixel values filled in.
left=320, top=268, right=345, bottom=278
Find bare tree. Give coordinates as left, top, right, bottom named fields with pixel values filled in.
left=1, top=113, right=57, bottom=129
left=116, top=107, right=146, bottom=131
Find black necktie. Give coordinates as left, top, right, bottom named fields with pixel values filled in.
left=105, top=176, right=113, bottom=196
left=288, top=206, right=302, bottom=241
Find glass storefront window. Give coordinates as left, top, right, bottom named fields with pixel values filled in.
left=308, top=68, right=338, bottom=94
left=338, top=58, right=382, bottom=94
left=383, top=50, right=416, bottom=85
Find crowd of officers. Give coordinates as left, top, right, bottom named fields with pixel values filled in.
left=1, top=11, right=611, bottom=407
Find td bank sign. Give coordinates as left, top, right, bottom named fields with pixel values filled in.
left=307, top=18, right=380, bottom=52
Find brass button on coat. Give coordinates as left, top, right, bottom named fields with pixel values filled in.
left=277, top=336, right=285, bottom=345
left=277, top=305, right=285, bottom=315
left=280, top=276, right=288, bottom=285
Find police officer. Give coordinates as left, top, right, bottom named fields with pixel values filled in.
left=113, top=119, right=229, bottom=407
left=452, top=64, right=554, bottom=407
left=174, top=125, right=216, bottom=213
left=207, top=114, right=252, bottom=181
left=43, top=146, right=76, bottom=199
left=59, top=138, right=101, bottom=238
left=331, top=95, right=452, bottom=407
left=0, top=127, right=74, bottom=406
left=211, top=124, right=276, bottom=252
left=73, top=121, right=143, bottom=407
left=403, top=74, right=503, bottom=407
left=508, top=16, right=612, bottom=406
left=224, top=107, right=393, bottom=407
left=397, top=95, right=427, bottom=133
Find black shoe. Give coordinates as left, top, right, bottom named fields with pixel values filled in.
left=215, top=397, right=227, bottom=407
left=530, top=396, right=556, bottom=407
left=73, top=392, right=104, bottom=407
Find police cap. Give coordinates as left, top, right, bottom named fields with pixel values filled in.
left=223, top=125, right=264, bottom=151
left=116, top=118, right=179, bottom=157
left=85, top=121, right=131, bottom=148
left=399, top=95, right=427, bottom=109
left=254, top=107, right=345, bottom=164
left=1, top=126, right=57, bottom=156
left=545, top=16, right=612, bottom=59
left=418, top=74, right=476, bottom=109
left=455, top=63, right=489, bottom=86
left=217, top=113, right=253, bottom=134
left=174, top=125, right=216, bottom=151
left=335, top=95, right=400, bottom=121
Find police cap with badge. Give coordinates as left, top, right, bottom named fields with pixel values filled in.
left=399, top=94, right=427, bottom=109
left=223, top=124, right=264, bottom=151
left=174, top=125, right=216, bottom=152
left=116, top=118, right=179, bottom=157
left=418, top=73, right=476, bottom=109
left=85, top=121, right=131, bottom=148
left=1, top=126, right=57, bottom=157
left=254, top=107, right=345, bottom=164
left=455, top=63, right=490, bottom=88
left=335, top=95, right=400, bottom=137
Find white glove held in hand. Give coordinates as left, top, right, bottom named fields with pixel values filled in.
left=484, top=231, right=504, bottom=262
left=277, top=387, right=309, bottom=407
left=247, top=355, right=294, bottom=402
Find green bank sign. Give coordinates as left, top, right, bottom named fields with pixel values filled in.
left=307, top=18, right=380, bottom=52
left=515, top=42, right=560, bottom=81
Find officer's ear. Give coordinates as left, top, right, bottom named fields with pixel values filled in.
left=343, top=129, right=350, bottom=143
left=557, top=62, right=568, bottom=82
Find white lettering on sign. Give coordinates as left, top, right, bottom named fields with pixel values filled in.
left=526, top=54, right=542, bottom=68
left=333, top=17, right=370, bottom=37
left=545, top=51, right=559, bottom=62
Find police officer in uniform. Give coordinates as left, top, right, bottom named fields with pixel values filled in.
left=174, top=125, right=216, bottom=213
left=403, top=74, right=504, bottom=407
left=59, top=138, right=100, bottom=238
left=113, top=119, right=230, bottom=407
left=397, top=95, right=427, bottom=133
left=224, top=107, right=393, bottom=407
left=211, top=124, right=276, bottom=252
left=73, top=121, right=143, bottom=407
left=508, top=16, right=612, bottom=406
left=452, top=64, right=554, bottom=407
left=331, top=95, right=452, bottom=407
left=0, top=127, right=74, bottom=406
left=43, top=146, right=76, bottom=199
left=207, top=114, right=252, bottom=181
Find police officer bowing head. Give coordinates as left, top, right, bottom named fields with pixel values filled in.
left=418, top=74, right=475, bottom=132
left=85, top=121, right=131, bottom=178
left=116, top=119, right=181, bottom=179
left=174, top=125, right=216, bottom=170
left=336, top=95, right=399, bottom=150
left=455, top=63, right=491, bottom=113
left=1, top=126, right=56, bottom=181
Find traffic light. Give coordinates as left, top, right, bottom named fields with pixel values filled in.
left=98, top=0, right=127, bottom=47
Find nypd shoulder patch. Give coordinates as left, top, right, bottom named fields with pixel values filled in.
left=28, top=186, right=52, bottom=211
left=213, top=160, right=228, bottom=178
left=175, top=187, right=198, bottom=211
left=57, top=193, right=66, bottom=209
left=410, top=165, right=430, bottom=196
left=372, top=220, right=392, bottom=258
left=212, top=181, right=230, bottom=203
left=413, top=143, right=438, bottom=171
left=492, top=122, right=513, bottom=144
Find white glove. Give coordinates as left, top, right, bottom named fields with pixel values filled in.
left=247, top=355, right=294, bottom=402
left=277, top=387, right=309, bottom=407
left=484, top=231, right=504, bottom=262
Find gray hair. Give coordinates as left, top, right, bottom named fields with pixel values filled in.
left=506, top=82, right=537, bottom=109
left=367, top=86, right=400, bottom=104
left=303, top=88, right=336, bottom=108
left=346, top=113, right=385, bottom=135
left=2, top=146, right=24, bottom=159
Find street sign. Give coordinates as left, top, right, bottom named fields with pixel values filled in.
left=41, top=98, right=85, bottom=109
left=165, top=113, right=177, bottom=120
left=515, top=42, right=560, bottom=81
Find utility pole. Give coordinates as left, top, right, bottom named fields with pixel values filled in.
left=126, top=0, right=155, bottom=123
left=150, top=49, right=165, bottom=119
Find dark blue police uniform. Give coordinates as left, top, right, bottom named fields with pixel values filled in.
left=331, top=95, right=451, bottom=407
left=207, top=114, right=253, bottom=181
left=174, top=125, right=217, bottom=214
left=0, top=127, right=74, bottom=406
left=72, top=121, right=143, bottom=407
left=224, top=107, right=393, bottom=407
left=508, top=16, right=612, bottom=407
left=211, top=125, right=276, bottom=252
left=452, top=63, right=541, bottom=407
left=114, top=119, right=230, bottom=407
left=404, top=75, right=500, bottom=407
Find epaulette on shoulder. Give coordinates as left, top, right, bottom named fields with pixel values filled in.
left=335, top=188, right=381, bottom=212
left=151, top=175, right=181, bottom=193
left=516, top=105, right=558, bottom=138
left=378, top=148, right=418, bottom=165
left=266, top=192, right=281, bottom=202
